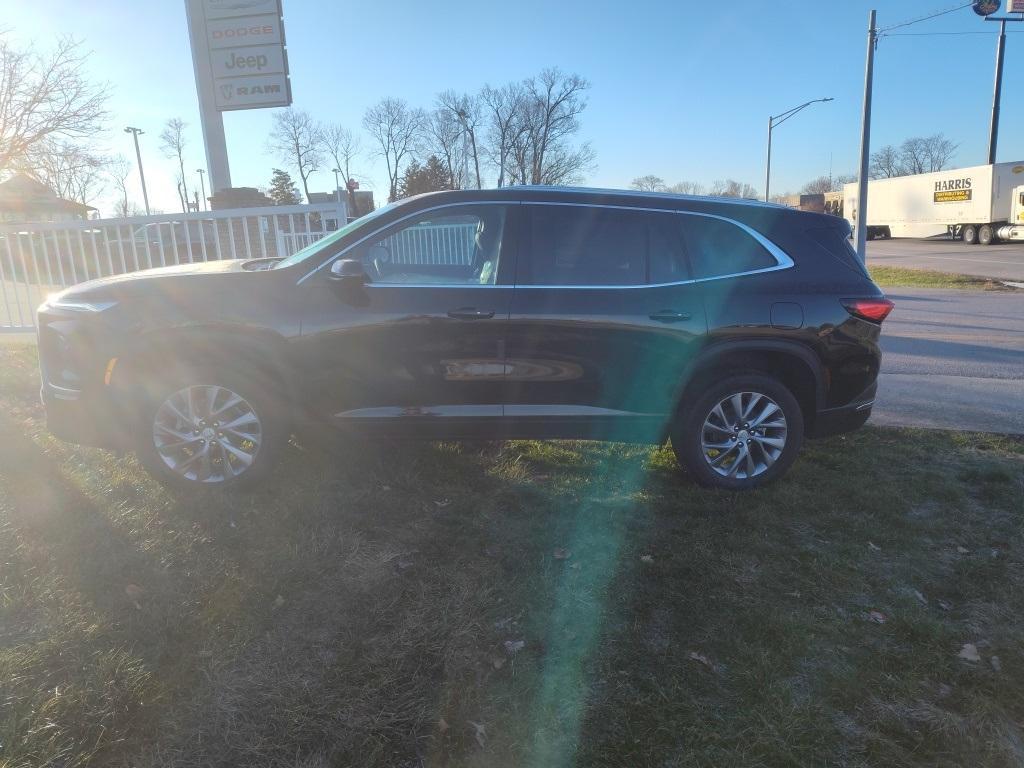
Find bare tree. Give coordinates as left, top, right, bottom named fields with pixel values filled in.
left=108, top=154, right=133, bottom=216
left=0, top=36, right=108, bottom=176
left=268, top=108, right=322, bottom=201
left=437, top=90, right=481, bottom=188
left=363, top=98, right=422, bottom=202
left=480, top=82, right=526, bottom=188
left=801, top=173, right=856, bottom=194
left=709, top=179, right=758, bottom=199
left=24, top=138, right=107, bottom=207
left=869, top=144, right=903, bottom=179
left=159, top=118, right=192, bottom=212
left=666, top=180, right=706, bottom=196
left=921, top=133, right=958, bottom=172
left=319, top=123, right=362, bottom=212
left=899, top=137, right=928, bottom=175
left=517, top=68, right=593, bottom=185
left=630, top=175, right=666, bottom=192
left=418, top=107, right=464, bottom=190
left=897, top=134, right=958, bottom=175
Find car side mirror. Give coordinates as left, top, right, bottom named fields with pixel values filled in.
left=328, top=259, right=369, bottom=306
left=329, top=258, right=368, bottom=285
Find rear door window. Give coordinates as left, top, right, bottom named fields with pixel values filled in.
left=520, top=205, right=688, bottom=286
left=681, top=215, right=777, bottom=279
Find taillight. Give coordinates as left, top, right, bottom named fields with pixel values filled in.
left=841, top=297, right=894, bottom=323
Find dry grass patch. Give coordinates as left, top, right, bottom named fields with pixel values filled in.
left=0, top=345, right=1022, bottom=767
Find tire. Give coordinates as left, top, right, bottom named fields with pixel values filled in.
left=135, top=364, right=288, bottom=491
left=671, top=374, right=805, bottom=491
left=978, top=224, right=995, bottom=246
left=963, top=225, right=978, bottom=245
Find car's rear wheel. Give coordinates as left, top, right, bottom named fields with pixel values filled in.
left=978, top=223, right=995, bottom=246
left=135, top=366, right=286, bottom=491
left=963, top=224, right=978, bottom=245
left=671, top=374, right=804, bottom=490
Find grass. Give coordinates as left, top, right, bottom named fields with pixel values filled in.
left=1, top=345, right=1023, bottom=768
left=868, top=265, right=1018, bottom=291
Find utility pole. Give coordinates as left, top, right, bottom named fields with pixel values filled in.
left=763, top=97, right=833, bottom=202
left=854, top=9, right=877, bottom=263
left=195, top=168, right=207, bottom=211
left=988, top=19, right=1006, bottom=164
left=332, top=168, right=342, bottom=202
left=124, top=127, right=150, bottom=215
left=984, top=7, right=1024, bottom=163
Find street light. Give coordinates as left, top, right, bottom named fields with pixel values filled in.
left=195, top=168, right=207, bottom=211
left=124, top=126, right=151, bottom=215
left=764, top=97, right=833, bottom=202
left=332, top=168, right=342, bottom=203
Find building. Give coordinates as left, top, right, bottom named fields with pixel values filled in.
left=776, top=191, right=843, bottom=218
left=0, top=174, right=96, bottom=223
left=308, top=189, right=374, bottom=220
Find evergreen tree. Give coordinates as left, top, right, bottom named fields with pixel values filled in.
left=397, top=156, right=453, bottom=199
left=267, top=168, right=302, bottom=205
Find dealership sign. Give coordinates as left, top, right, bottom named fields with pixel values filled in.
left=197, top=0, right=290, bottom=111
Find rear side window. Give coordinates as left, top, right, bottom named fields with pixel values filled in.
left=681, top=215, right=777, bottom=279
left=521, top=205, right=688, bottom=286
left=806, top=226, right=869, bottom=278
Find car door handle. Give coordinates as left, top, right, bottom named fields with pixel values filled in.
left=447, top=308, right=495, bottom=320
left=649, top=309, right=692, bottom=323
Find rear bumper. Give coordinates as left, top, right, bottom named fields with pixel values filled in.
left=808, top=381, right=876, bottom=439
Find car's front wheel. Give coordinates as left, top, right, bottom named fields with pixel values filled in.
left=135, top=366, right=287, bottom=491
left=672, top=374, right=804, bottom=490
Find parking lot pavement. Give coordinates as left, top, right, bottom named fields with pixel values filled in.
left=872, top=287, right=1024, bottom=434
left=867, top=238, right=1024, bottom=282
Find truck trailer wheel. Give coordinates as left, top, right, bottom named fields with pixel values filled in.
left=978, top=224, right=995, bottom=246
left=963, top=225, right=978, bottom=245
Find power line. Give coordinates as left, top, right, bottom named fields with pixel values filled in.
left=877, top=2, right=973, bottom=33
left=883, top=29, right=1024, bottom=36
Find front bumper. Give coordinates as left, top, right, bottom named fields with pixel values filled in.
left=41, top=380, right=133, bottom=449
left=808, top=380, right=877, bottom=439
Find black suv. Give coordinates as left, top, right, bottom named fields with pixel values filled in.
left=37, top=187, right=892, bottom=491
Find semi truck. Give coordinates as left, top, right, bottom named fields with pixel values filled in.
left=842, top=161, right=1024, bottom=245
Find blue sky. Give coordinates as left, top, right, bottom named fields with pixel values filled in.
left=7, top=0, right=1023, bottom=215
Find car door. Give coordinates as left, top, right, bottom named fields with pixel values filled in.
left=503, top=203, right=707, bottom=443
left=294, top=202, right=517, bottom=436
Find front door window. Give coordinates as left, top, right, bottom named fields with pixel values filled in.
left=352, top=206, right=507, bottom=286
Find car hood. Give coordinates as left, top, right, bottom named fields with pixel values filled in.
left=52, top=259, right=264, bottom=302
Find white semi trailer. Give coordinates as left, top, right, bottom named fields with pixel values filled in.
left=842, top=162, right=1024, bottom=245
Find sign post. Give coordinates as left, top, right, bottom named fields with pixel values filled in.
left=981, top=1, right=1024, bottom=164
left=185, top=0, right=291, bottom=196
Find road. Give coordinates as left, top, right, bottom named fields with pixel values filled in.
left=873, top=287, right=1023, bottom=434
left=867, top=238, right=1024, bottom=283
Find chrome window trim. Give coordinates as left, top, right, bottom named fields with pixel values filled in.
left=506, top=184, right=788, bottom=210
left=298, top=199, right=795, bottom=289
left=296, top=200, right=513, bottom=285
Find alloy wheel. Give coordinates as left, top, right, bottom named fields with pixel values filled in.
left=700, top=391, right=788, bottom=480
left=152, top=384, right=262, bottom=484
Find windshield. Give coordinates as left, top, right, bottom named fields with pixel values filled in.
left=273, top=201, right=400, bottom=269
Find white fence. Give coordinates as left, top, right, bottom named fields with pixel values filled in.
left=0, top=202, right=346, bottom=331
left=387, top=223, right=476, bottom=265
